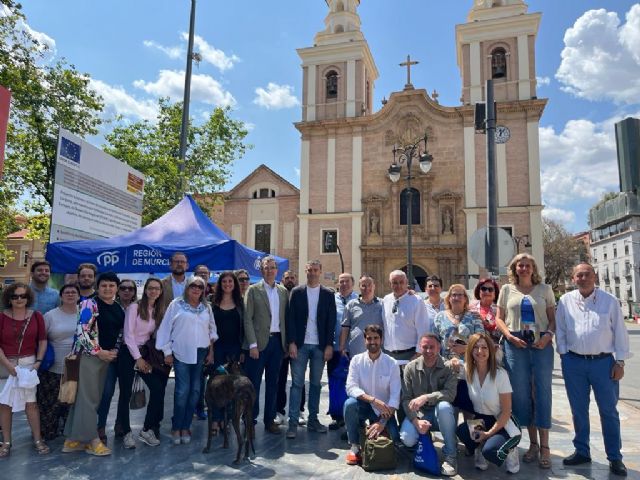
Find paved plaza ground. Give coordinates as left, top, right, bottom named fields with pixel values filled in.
left=2, top=341, right=639, bottom=479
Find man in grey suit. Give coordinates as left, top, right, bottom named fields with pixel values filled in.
left=244, top=256, right=289, bottom=434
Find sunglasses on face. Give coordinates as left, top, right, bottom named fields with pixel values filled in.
left=480, top=286, right=494, bottom=292
left=119, top=286, right=135, bottom=292
left=11, top=294, right=28, bottom=300
left=238, top=277, right=249, bottom=282
left=190, top=284, right=205, bottom=290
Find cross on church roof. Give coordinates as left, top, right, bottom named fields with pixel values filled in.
left=399, top=54, right=418, bottom=90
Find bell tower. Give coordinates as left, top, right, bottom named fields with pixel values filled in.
left=297, top=0, right=378, bottom=121
left=456, top=0, right=541, bottom=104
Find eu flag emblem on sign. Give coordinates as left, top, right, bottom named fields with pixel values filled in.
left=60, top=137, right=81, bottom=163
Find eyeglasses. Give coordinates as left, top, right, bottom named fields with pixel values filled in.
left=392, top=299, right=399, bottom=314
left=479, top=286, right=494, bottom=292
left=119, top=286, right=135, bottom=292
left=238, top=277, right=249, bottom=282
left=189, top=284, right=205, bottom=290
left=11, top=294, right=28, bottom=300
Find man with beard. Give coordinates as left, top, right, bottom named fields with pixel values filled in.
left=161, top=252, right=188, bottom=309
left=77, top=263, right=98, bottom=300
left=343, top=325, right=400, bottom=465
left=30, top=260, right=59, bottom=314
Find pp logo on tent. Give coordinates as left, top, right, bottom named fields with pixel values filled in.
left=97, top=251, right=120, bottom=268
left=254, top=257, right=262, bottom=270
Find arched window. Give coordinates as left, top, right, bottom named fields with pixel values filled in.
left=491, top=48, right=507, bottom=79
left=400, top=188, right=420, bottom=225
left=326, top=70, right=338, bottom=99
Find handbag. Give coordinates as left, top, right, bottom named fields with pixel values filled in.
left=414, top=432, right=440, bottom=475
left=139, top=337, right=171, bottom=376
left=39, top=343, right=55, bottom=371
left=0, top=312, right=33, bottom=379
left=129, top=372, right=147, bottom=410
left=58, top=354, right=80, bottom=404
left=360, top=427, right=397, bottom=472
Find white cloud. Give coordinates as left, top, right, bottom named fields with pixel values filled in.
left=536, top=76, right=550, bottom=86
left=555, top=5, right=640, bottom=104
left=542, top=207, right=576, bottom=224
left=90, top=79, right=158, bottom=121
left=143, top=40, right=182, bottom=59
left=253, top=83, right=300, bottom=110
left=1, top=4, right=56, bottom=53
left=243, top=122, right=255, bottom=132
left=182, top=33, right=240, bottom=71
left=143, top=34, right=239, bottom=71
left=133, top=69, right=236, bottom=107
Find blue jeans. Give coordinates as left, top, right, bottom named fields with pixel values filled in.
left=457, top=413, right=521, bottom=466
left=289, top=344, right=325, bottom=425
left=400, top=401, right=458, bottom=458
left=503, top=335, right=554, bottom=428
left=561, top=352, right=622, bottom=461
left=172, top=348, right=207, bottom=431
left=245, top=335, right=284, bottom=425
left=343, top=397, right=399, bottom=444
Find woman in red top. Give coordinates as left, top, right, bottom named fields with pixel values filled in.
left=469, top=278, right=502, bottom=346
left=0, top=282, right=49, bottom=457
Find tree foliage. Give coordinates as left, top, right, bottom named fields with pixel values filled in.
left=543, top=218, right=588, bottom=291
left=104, top=98, right=250, bottom=225
left=0, top=1, right=103, bottom=215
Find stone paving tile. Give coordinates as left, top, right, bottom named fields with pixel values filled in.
left=1, top=364, right=638, bottom=479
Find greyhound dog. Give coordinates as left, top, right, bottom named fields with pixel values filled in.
left=203, top=360, right=256, bottom=464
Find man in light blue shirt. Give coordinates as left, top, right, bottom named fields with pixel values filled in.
left=30, top=260, right=59, bottom=314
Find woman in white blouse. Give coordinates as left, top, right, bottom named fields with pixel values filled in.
left=456, top=333, right=521, bottom=474
left=155, top=276, right=217, bottom=445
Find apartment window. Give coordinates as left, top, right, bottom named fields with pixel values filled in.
left=613, top=243, right=618, bottom=258
left=625, top=244, right=630, bottom=255
left=322, top=229, right=339, bottom=254
left=615, top=286, right=620, bottom=298
left=21, top=250, right=29, bottom=268
left=254, top=224, right=271, bottom=254
left=614, top=262, right=620, bottom=279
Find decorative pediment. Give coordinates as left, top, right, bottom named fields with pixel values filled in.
left=432, top=190, right=462, bottom=201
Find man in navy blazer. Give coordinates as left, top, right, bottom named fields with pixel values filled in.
left=285, top=259, right=337, bottom=439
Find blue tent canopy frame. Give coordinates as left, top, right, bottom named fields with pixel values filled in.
left=46, top=195, right=289, bottom=281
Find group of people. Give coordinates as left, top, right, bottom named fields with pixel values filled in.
left=0, top=252, right=630, bottom=477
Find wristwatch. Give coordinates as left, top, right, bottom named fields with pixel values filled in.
left=616, top=360, right=625, bottom=367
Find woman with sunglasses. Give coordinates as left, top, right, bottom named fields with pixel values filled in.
left=37, top=283, right=80, bottom=440
left=432, top=284, right=485, bottom=417
left=456, top=333, right=521, bottom=473
left=0, top=283, right=49, bottom=457
left=495, top=253, right=556, bottom=469
left=124, top=278, right=167, bottom=446
left=469, top=279, right=502, bottom=346
left=156, top=276, right=218, bottom=445
left=209, top=271, right=244, bottom=435
left=117, top=280, right=137, bottom=310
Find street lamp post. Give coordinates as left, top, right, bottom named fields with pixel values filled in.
left=388, top=134, right=433, bottom=289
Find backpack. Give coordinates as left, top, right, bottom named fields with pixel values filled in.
left=360, top=428, right=397, bottom=472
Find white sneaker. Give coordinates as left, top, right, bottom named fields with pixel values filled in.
left=475, top=448, right=489, bottom=471
left=441, top=456, right=458, bottom=477
left=298, top=412, right=307, bottom=426
left=138, top=429, right=160, bottom=446
left=274, top=413, right=286, bottom=425
left=123, top=432, right=136, bottom=449
left=506, top=448, right=520, bottom=474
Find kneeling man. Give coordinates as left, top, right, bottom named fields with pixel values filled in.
left=401, top=333, right=459, bottom=476
left=343, top=325, right=400, bottom=465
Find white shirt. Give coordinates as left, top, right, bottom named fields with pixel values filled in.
left=556, top=288, right=631, bottom=360
left=304, top=285, right=320, bottom=345
left=467, top=368, right=519, bottom=437
left=264, top=281, right=281, bottom=333
left=171, top=276, right=187, bottom=299
left=156, top=298, right=218, bottom=364
left=346, top=351, right=401, bottom=415
left=382, top=292, right=431, bottom=356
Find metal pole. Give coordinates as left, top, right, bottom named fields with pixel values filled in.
left=177, top=0, right=196, bottom=200
left=485, top=79, right=499, bottom=275
left=406, top=152, right=414, bottom=289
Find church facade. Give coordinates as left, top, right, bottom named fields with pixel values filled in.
left=212, top=0, right=546, bottom=292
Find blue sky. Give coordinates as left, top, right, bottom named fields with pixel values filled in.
left=12, top=0, right=640, bottom=233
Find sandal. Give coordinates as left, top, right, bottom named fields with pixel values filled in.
left=539, top=445, right=552, bottom=469
left=0, top=442, right=10, bottom=458
left=34, top=439, right=50, bottom=455
left=523, top=442, right=539, bottom=463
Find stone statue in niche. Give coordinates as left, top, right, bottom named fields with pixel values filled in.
left=369, top=209, right=380, bottom=235
left=441, top=206, right=454, bottom=234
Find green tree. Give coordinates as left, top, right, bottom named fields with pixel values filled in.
left=1, top=2, right=103, bottom=216
left=543, top=218, right=588, bottom=291
left=104, top=98, right=250, bottom=224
